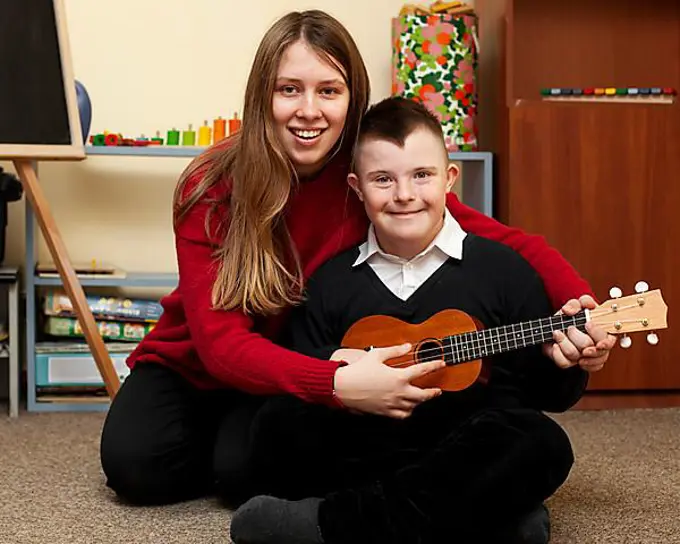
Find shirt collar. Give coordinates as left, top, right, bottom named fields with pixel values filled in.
left=353, top=208, right=467, bottom=266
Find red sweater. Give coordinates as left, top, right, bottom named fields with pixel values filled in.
left=128, top=154, right=593, bottom=406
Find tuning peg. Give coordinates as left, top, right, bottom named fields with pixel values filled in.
left=646, top=332, right=659, bottom=345
left=619, top=335, right=632, bottom=349
left=609, top=286, right=622, bottom=299
left=635, top=281, right=649, bottom=294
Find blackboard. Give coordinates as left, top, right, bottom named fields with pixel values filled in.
left=0, top=0, right=84, bottom=159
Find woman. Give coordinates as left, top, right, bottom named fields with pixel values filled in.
left=100, top=8, right=611, bottom=521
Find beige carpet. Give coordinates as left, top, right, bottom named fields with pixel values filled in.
left=0, top=406, right=679, bottom=544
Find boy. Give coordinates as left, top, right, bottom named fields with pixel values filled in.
left=230, top=98, right=597, bottom=544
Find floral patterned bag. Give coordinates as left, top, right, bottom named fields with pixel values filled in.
left=392, top=13, right=478, bottom=151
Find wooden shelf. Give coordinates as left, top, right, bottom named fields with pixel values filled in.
left=505, top=0, right=680, bottom=103
left=85, top=146, right=494, bottom=162
left=34, top=271, right=178, bottom=288
left=86, top=145, right=206, bottom=157
left=513, top=100, right=678, bottom=112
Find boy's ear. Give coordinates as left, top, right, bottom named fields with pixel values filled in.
left=347, top=173, right=364, bottom=201
left=446, top=162, right=460, bottom=192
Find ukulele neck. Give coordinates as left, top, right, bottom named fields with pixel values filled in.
left=443, top=310, right=589, bottom=364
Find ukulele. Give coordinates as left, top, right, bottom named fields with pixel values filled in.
left=341, top=283, right=668, bottom=392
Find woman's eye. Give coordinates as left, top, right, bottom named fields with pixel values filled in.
left=280, top=85, right=298, bottom=95
left=321, top=88, right=339, bottom=96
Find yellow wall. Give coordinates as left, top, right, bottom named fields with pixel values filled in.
left=2, top=0, right=472, bottom=284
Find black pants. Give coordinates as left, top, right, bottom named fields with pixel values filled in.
left=101, top=364, right=558, bottom=543
left=100, top=363, right=262, bottom=506
left=247, top=394, right=573, bottom=544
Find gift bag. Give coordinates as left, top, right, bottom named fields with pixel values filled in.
left=392, top=13, right=478, bottom=151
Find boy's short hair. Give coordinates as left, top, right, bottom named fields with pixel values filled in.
left=354, top=97, right=446, bottom=162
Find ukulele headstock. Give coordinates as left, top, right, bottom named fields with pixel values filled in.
left=590, top=282, right=668, bottom=348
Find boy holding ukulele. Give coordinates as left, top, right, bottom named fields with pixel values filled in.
left=230, top=97, right=614, bottom=544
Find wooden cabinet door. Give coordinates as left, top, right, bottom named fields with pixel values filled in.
left=506, top=103, right=679, bottom=390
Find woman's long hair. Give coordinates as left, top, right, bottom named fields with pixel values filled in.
left=173, top=10, right=370, bottom=316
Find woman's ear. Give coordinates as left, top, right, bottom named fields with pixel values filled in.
left=347, top=173, right=364, bottom=201
left=446, top=162, right=460, bottom=192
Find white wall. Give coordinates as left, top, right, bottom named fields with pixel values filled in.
left=3, top=0, right=472, bottom=285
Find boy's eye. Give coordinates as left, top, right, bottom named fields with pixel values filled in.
left=375, top=176, right=391, bottom=184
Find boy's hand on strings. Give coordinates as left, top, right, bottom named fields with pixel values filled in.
left=543, top=295, right=616, bottom=372
left=333, top=343, right=444, bottom=419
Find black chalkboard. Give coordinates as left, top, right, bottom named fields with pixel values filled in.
left=0, top=0, right=80, bottom=154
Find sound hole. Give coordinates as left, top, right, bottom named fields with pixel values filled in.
left=415, top=339, right=443, bottom=364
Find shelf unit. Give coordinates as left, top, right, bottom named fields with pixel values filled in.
left=477, top=0, right=680, bottom=401
left=24, top=146, right=493, bottom=412
left=0, top=267, right=19, bottom=417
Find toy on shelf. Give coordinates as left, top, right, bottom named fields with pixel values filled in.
left=150, top=131, right=163, bottom=145
left=181, top=124, right=196, bottom=146
left=89, top=131, right=161, bottom=147
left=540, top=87, right=677, bottom=104
left=90, top=134, right=104, bottom=146
left=88, top=111, right=243, bottom=149
left=104, top=133, right=119, bottom=146
left=214, top=116, right=226, bottom=142
left=198, top=120, right=212, bottom=146
left=228, top=112, right=242, bottom=135
left=167, top=128, right=180, bottom=146
left=36, top=259, right=127, bottom=279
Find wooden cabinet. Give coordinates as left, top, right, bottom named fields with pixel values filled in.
left=508, top=104, right=679, bottom=390
left=476, top=0, right=680, bottom=394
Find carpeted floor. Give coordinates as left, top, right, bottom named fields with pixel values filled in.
left=0, top=406, right=678, bottom=544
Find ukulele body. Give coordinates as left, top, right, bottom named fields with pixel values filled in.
left=342, top=308, right=488, bottom=392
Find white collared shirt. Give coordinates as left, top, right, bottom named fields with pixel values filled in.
left=353, top=209, right=467, bottom=301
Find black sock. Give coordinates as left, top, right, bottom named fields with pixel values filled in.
left=230, top=495, right=323, bottom=544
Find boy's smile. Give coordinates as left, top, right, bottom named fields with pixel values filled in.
left=348, top=127, right=459, bottom=260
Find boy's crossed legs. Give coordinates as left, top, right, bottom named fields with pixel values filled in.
left=232, top=394, right=571, bottom=544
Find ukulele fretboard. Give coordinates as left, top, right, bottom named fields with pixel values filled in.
left=439, top=310, right=588, bottom=365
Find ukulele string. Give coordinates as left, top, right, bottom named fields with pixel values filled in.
left=389, top=352, right=447, bottom=368
left=589, top=302, right=641, bottom=317
left=387, top=353, right=478, bottom=368
left=386, top=315, right=588, bottom=362
left=588, top=318, right=648, bottom=326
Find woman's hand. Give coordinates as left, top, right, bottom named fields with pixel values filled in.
left=543, top=295, right=617, bottom=372
left=333, top=343, right=444, bottom=419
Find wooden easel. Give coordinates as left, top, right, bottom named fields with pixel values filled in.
left=14, top=162, right=121, bottom=398
left=1, top=0, right=120, bottom=399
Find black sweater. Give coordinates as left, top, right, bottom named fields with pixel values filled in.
left=284, top=234, right=588, bottom=413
